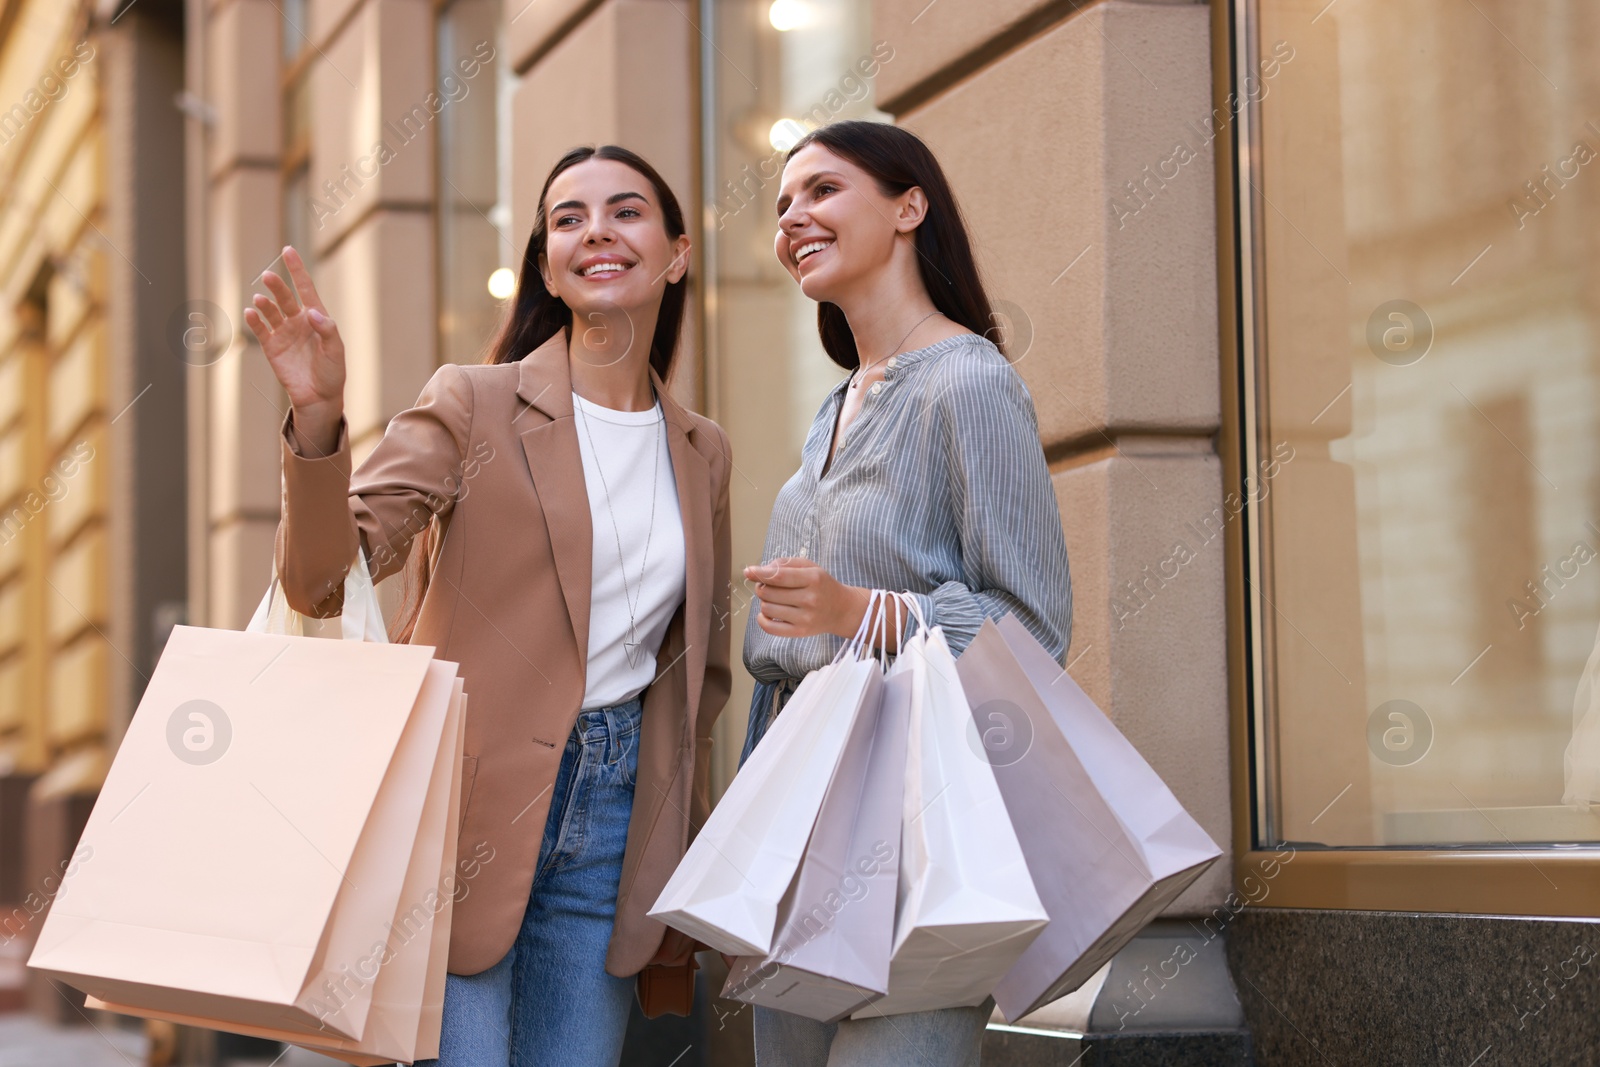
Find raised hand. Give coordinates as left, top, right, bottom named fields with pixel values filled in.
left=243, top=246, right=346, bottom=456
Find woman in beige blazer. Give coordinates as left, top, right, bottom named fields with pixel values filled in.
left=244, top=145, right=732, bottom=1066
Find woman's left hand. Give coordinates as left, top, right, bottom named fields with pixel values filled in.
left=745, top=558, right=871, bottom=639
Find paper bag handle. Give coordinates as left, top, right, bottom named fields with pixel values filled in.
left=834, top=588, right=885, bottom=664
left=830, top=589, right=922, bottom=670
left=884, top=589, right=928, bottom=642
left=870, top=590, right=909, bottom=667
left=246, top=547, right=389, bottom=643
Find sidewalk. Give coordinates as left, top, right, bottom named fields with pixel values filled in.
left=1, top=931, right=144, bottom=1065
left=0, top=1013, right=149, bottom=1067
left=1, top=926, right=363, bottom=1066
left=0, top=936, right=25, bottom=1015
left=0, top=1011, right=361, bottom=1067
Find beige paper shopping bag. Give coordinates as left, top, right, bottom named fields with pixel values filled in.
left=30, top=553, right=467, bottom=1062
left=955, top=614, right=1221, bottom=1022
left=85, top=682, right=469, bottom=1065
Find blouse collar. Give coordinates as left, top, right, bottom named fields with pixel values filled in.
left=828, top=332, right=991, bottom=395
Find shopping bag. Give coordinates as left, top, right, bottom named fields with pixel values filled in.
left=955, top=613, right=1222, bottom=1022
left=83, top=680, right=466, bottom=1067
left=29, top=551, right=466, bottom=1064
left=649, top=593, right=891, bottom=956
left=853, top=595, right=1048, bottom=1018
left=722, top=600, right=912, bottom=1022
left=83, top=679, right=468, bottom=1067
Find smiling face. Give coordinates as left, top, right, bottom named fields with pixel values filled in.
left=538, top=157, right=691, bottom=323
left=774, top=142, right=922, bottom=305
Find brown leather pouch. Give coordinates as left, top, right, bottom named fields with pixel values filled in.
left=635, top=956, right=699, bottom=1018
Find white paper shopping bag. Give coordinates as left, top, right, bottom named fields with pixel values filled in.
left=955, top=613, right=1221, bottom=1022
left=855, top=596, right=1048, bottom=1018
left=650, top=594, right=894, bottom=956
left=722, top=636, right=912, bottom=1022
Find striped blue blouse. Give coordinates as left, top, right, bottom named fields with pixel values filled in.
left=740, top=332, right=1073, bottom=757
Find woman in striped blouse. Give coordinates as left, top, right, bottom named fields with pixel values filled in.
left=738, top=120, right=1073, bottom=1066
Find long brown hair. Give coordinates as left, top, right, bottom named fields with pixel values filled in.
left=391, top=144, right=690, bottom=642
left=782, top=120, right=1003, bottom=369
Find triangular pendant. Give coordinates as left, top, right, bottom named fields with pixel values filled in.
left=624, top=641, right=643, bottom=670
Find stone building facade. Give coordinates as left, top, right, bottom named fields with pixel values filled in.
left=0, top=0, right=187, bottom=1022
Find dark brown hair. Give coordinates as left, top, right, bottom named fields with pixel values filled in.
left=783, top=120, right=1002, bottom=369
left=392, top=144, right=689, bottom=642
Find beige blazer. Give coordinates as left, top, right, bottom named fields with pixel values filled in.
left=273, top=331, right=733, bottom=978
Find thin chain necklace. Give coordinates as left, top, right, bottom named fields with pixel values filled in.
left=576, top=393, right=662, bottom=670
left=848, top=310, right=941, bottom=390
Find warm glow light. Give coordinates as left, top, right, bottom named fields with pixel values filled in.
left=769, top=119, right=807, bottom=152
left=768, top=0, right=810, bottom=31
left=487, top=267, right=516, bottom=300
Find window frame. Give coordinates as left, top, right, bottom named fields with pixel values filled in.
left=1217, top=0, right=1600, bottom=917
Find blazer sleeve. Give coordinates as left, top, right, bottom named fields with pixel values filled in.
left=689, top=421, right=734, bottom=841
left=274, top=363, right=475, bottom=618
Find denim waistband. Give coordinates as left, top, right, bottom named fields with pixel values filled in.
left=739, top=677, right=802, bottom=768
left=573, top=696, right=643, bottom=746
left=771, top=676, right=800, bottom=712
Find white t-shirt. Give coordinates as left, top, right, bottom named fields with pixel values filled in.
left=572, top=391, right=686, bottom=709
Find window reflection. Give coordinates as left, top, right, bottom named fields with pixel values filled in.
left=282, top=8, right=312, bottom=268
left=281, top=0, right=308, bottom=64
left=436, top=0, right=508, bottom=366
left=1248, top=0, right=1600, bottom=846
left=705, top=0, right=886, bottom=785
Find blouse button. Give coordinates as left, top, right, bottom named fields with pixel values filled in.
left=869, top=382, right=884, bottom=396
left=886, top=356, right=898, bottom=369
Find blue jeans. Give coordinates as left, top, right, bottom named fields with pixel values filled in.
left=739, top=683, right=992, bottom=1066
left=415, top=696, right=642, bottom=1067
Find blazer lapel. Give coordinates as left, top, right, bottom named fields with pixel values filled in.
left=652, top=365, right=712, bottom=730
left=516, top=334, right=593, bottom=676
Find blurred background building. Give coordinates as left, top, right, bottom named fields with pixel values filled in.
left=0, top=0, right=188, bottom=1037
left=0, top=0, right=1595, bottom=1064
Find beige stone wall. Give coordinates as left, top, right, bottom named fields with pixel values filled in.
left=193, top=0, right=460, bottom=624
left=193, top=0, right=285, bottom=630
left=880, top=0, right=1231, bottom=911
left=0, top=2, right=111, bottom=781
